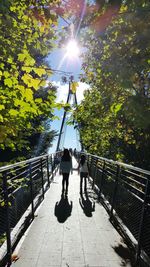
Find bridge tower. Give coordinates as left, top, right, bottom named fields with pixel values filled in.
left=56, top=77, right=82, bottom=152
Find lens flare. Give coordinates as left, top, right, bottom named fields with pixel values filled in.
left=66, top=39, right=80, bottom=58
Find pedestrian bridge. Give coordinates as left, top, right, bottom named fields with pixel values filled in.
left=0, top=153, right=150, bottom=267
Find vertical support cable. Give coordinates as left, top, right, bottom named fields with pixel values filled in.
left=47, top=155, right=50, bottom=187
left=29, top=163, right=34, bottom=220
left=74, top=92, right=83, bottom=151
left=3, top=171, right=12, bottom=266
left=40, top=159, right=44, bottom=199
left=56, top=82, right=71, bottom=152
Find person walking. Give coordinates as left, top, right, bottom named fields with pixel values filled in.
left=60, top=149, right=73, bottom=196
left=78, top=154, right=89, bottom=194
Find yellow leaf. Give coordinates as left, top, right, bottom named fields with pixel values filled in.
left=3, top=71, right=10, bottom=78
left=22, top=66, right=32, bottom=73
left=40, top=26, right=45, bottom=33
left=24, top=89, right=33, bottom=101
left=0, top=105, right=5, bottom=111
left=8, top=57, right=13, bottom=63
left=120, top=5, right=128, bottom=13
left=14, top=99, right=26, bottom=107
left=18, top=85, right=25, bottom=93
left=35, top=98, right=42, bottom=103
left=71, top=82, right=79, bottom=93
left=1, top=201, right=5, bottom=207
left=27, top=57, right=35, bottom=66
left=53, top=21, right=58, bottom=26
left=22, top=74, right=32, bottom=86
left=34, top=68, right=46, bottom=77
left=18, top=53, right=26, bottom=62
left=4, top=78, right=12, bottom=88
left=0, top=63, right=4, bottom=69
left=9, top=109, right=18, bottom=116
left=40, top=80, right=46, bottom=87
left=0, top=115, right=3, bottom=122
left=32, top=79, right=40, bottom=90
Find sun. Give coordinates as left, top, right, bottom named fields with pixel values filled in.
left=66, top=39, right=80, bottom=59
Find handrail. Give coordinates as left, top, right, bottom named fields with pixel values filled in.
left=0, top=152, right=59, bottom=172
left=85, top=153, right=150, bottom=175
left=1, top=151, right=150, bottom=266
left=0, top=151, right=61, bottom=267
left=76, top=151, right=150, bottom=266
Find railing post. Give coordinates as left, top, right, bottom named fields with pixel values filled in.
left=110, top=164, right=120, bottom=217
left=89, top=155, right=92, bottom=177
left=98, top=160, right=105, bottom=200
left=3, top=171, right=12, bottom=266
left=40, top=159, right=44, bottom=199
left=87, top=154, right=90, bottom=181
left=92, top=158, right=98, bottom=189
left=29, top=163, right=34, bottom=220
left=55, top=152, right=59, bottom=175
left=47, top=155, right=50, bottom=187
left=51, top=155, right=54, bottom=180
left=136, top=179, right=150, bottom=265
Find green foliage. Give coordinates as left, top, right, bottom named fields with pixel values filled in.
left=0, top=83, right=58, bottom=163
left=0, top=0, right=60, bottom=156
left=0, top=233, right=6, bottom=246
left=74, top=0, right=150, bottom=169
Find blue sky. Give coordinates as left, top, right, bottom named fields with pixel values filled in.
left=45, top=16, right=91, bottom=153
left=46, top=26, right=89, bottom=153
left=47, top=72, right=89, bottom=153
left=47, top=48, right=82, bottom=82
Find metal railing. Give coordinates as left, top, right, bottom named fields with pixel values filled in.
left=76, top=152, right=150, bottom=266
left=1, top=150, right=150, bottom=266
left=0, top=152, right=61, bottom=267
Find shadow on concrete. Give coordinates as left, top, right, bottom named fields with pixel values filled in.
left=79, top=191, right=95, bottom=217
left=54, top=195, right=73, bottom=223
left=112, top=243, right=136, bottom=267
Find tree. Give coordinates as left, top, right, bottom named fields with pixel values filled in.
left=73, top=0, right=150, bottom=169
left=0, top=0, right=60, bottom=160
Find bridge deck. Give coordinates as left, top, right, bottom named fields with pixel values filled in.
left=12, top=158, right=132, bottom=267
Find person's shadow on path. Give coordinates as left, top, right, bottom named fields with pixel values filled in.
left=54, top=194, right=73, bottom=223
left=79, top=191, right=95, bottom=217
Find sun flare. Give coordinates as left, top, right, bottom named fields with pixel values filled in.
left=66, top=39, right=80, bottom=59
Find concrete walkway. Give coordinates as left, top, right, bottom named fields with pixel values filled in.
left=12, top=158, right=132, bottom=267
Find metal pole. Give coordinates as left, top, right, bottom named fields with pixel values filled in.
left=40, top=159, right=44, bottom=199
left=74, top=91, right=84, bottom=151
left=92, top=158, right=98, bottom=189
left=47, top=155, right=50, bottom=187
left=98, top=160, right=106, bottom=200
left=29, top=163, right=34, bottom=220
left=110, top=164, right=120, bottom=217
left=74, top=92, right=78, bottom=105
left=51, top=155, right=54, bottom=180
left=3, top=171, right=12, bottom=266
left=56, top=82, right=71, bottom=152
